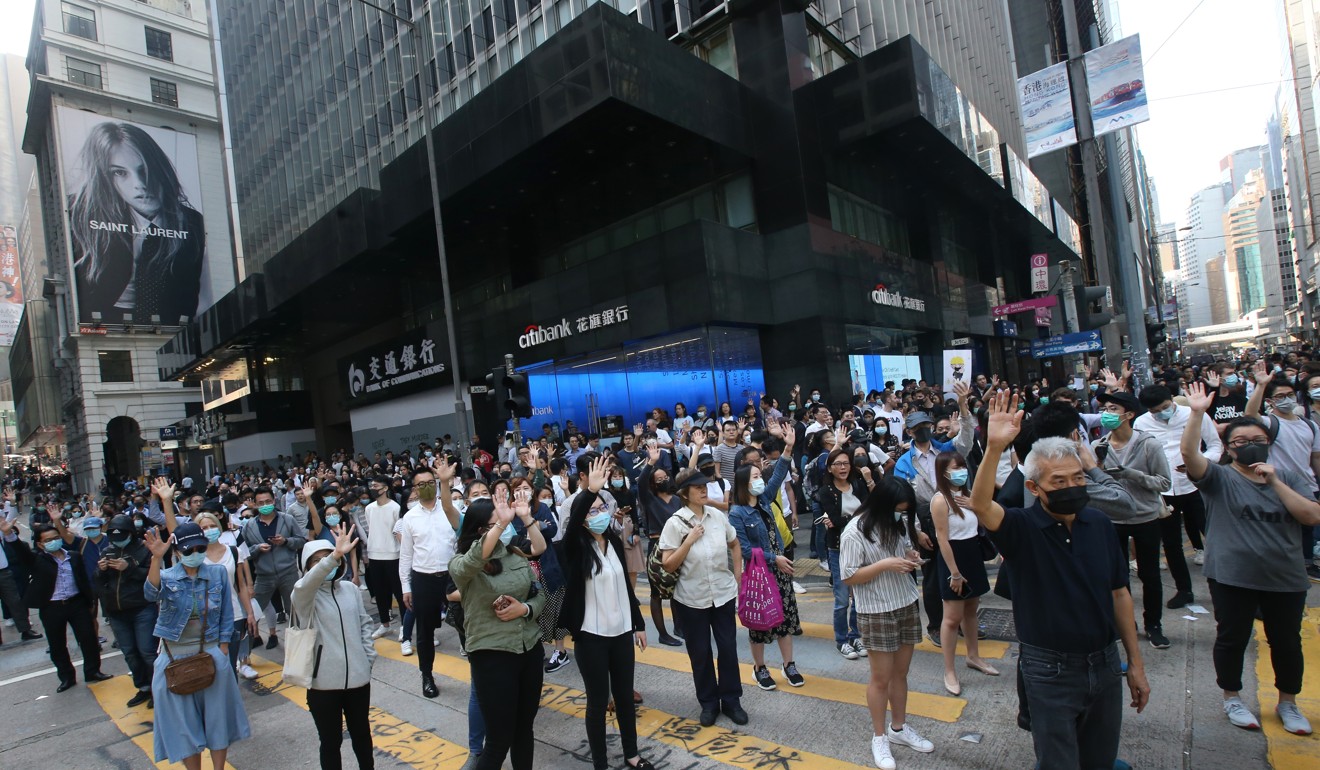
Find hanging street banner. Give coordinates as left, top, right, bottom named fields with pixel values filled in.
left=1084, top=35, right=1150, bottom=138
left=1019, top=61, right=1078, bottom=159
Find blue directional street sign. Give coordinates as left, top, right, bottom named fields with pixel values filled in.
left=1030, top=330, right=1103, bottom=359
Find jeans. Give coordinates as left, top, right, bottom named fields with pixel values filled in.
left=106, top=604, right=158, bottom=690
left=1114, top=520, right=1162, bottom=631
left=253, top=568, right=298, bottom=628
left=401, top=608, right=414, bottom=641
left=468, top=682, right=486, bottom=754
left=228, top=618, right=249, bottom=671
left=826, top=549, right=859, bottom=645
left=671, top=598, right=742, bottom=711
left=1207, top=579, right=1306, bottom=694
left=470, top=645, right=544, bottom=770
left=307, top=684, right=374, bottom=770
left=576, top=631, right=639, bottom=769
left=1019, top=642, right=1124, bottom=770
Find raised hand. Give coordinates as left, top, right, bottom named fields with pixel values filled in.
left=586, top=455, right=609, bottom=493
left=1204, top=370, right=1221, bottom=389
left=1184, top=381, right=1214, bottom=413
left=0, top=516, right=13, bottom=536
left=434, top=457, right=456, bottom=483
left=143, top=527, right=170, bottom=559
left=953, top=380, right=970, bottom=402
left=1253, top=359, right=1271, bottom=386
left=492, top=494, right=516, bottom=525
left=332, top=522, right=359, bottom=558
left=766, top=419, right=784, bottom=439
left=985, top=389, right=1023, bottom=450
left=692, top=430, right=706, bottom=449
left=647, top=444, right=662, bottom=465
left=1100, top=367, right=1120, bottom=391
left=151, top=476, right=176, bottom=502
left=782, top=420, right=796, bottom=450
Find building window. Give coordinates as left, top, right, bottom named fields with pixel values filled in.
left=693, top=28, right=737, bottom=78
left=98, top=350, right=134, bottom=383
left=62, top=3, right=97, bottom=41
left=145, top=27, right=173, bottom=61
left=150, top=78, right=179, bottom=107
left=66, top=57, right=102, bottom=90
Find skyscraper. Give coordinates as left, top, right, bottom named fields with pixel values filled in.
left=1180, top=184, right=1229, bottom=329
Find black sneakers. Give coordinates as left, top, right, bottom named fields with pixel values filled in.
left=782, top=662, right=805, bottom=687
left=1147, top=627, right=1171, bottom=649
left=754, top=665, right=776, bottom=691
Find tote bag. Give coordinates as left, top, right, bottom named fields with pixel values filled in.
left=282, top=604, right=319, bottom=688
left=737, top=548, right=784, bottom=631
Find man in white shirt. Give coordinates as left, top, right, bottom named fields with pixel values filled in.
left=804, top=405, right=833, bottom=438
left=364, top=475, right=404, bottom=640
left=398, top=461, right=460, bottom=698
left=875, top=391, right=905, bottom=439
left=1134, top=384, right=1222, bottom=606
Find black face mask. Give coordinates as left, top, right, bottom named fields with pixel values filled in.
left=1230, top=443, right=1269, bottom=467
left=654, top=480, right=676, bottom=494
left=700, top=466, right=715, bottom=478
left=1040, top=485, right=1090, bottom=516
left=912, top=427, right=933, bottom=443
left=934, top=431, right=950, bottom=443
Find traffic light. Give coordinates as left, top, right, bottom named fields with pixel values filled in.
left=503, top=372, right=532, bottom=419
left=1076, top=285, right=1113, bottom=330
left=1146, top=321, right=1167, bottom=349
left=484, top=368, right=502, bottom=404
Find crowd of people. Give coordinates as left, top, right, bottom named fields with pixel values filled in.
left=0, top=350, right=1317, bottom=770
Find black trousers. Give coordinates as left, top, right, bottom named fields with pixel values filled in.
left=1207, top=579, right=1306, bottom=694
left=0, top=568, right=33, bottom=634
left=918, top=541, right=942, bottom=634
left=39, top=595, right=101, bottom=682
left=1114, top=520, right=1163, bottom=631
left=369, top=558, right=403, bottom=624
left=1157, top=509, right=1194, bottom=594
left=307, top=684, right=374, bottom=770
left=1163, top=491, right=1206, bottom=550
left=410, top=571, right=448, bottom=676
left=672, top=598, right=742, bottom=711
left=577, top=631, right=639, bottom=769
left=470, top=645, right=544, bottom=770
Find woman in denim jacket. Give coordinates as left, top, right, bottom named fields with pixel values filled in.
left=144, top=522, right=252, bottom=769
left=727, top=425, right=803, bottom=691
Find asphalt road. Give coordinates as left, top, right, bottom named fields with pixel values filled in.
left=0, top=546, right=1315, bottom=770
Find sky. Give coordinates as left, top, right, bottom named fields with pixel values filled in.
left=0, top=0, right=1289, bottom=226
left=1116, top=0, right=1288, bottom=224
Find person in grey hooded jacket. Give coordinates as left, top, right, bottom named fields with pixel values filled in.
left=292, top=524, right=377, bottom=770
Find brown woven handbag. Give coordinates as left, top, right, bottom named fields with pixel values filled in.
left=161, top=580, right=216, bottom=695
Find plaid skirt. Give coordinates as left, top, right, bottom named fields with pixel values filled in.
left=858, top=601, right=923, bottom=653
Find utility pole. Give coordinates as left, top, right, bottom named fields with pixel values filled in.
left=1106, top=130, right=1150, bottom=387
left=1060, top=260, right=1079, bottom=333
left=504, top=353, right=521, bottom=447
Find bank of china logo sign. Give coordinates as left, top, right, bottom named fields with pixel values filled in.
left=870, top=283, right=926, bottom=312
left=519, top=305, right=630, bottom=349
left=348, top=363, right=366, bottom=397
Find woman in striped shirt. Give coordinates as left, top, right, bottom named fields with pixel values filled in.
left=840, top=477, right=936, bottom=769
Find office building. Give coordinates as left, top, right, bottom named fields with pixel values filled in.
left=1179, top=184, right=1229, bottom=330
left=157, top=1, right=1083, bottom=468
left=19, top=0, right=238, bottom=491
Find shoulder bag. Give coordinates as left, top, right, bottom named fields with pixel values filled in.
left=161, top=581, right=217, bottom=695
left=646, top=513, right=690, bottom=601
left=283, top=601, right=320, bottom=688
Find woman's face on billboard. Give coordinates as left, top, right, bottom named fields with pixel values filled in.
left=109, top=144, right=159, bottom=219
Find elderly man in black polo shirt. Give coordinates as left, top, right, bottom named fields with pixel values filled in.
left=970, top=390, right=1150, bottom=769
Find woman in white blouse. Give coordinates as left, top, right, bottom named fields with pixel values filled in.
left=841, top=477, right=936, bottom=770
left=660, top=468, right=745, bottom=728
left=561, top=457, right=655, bottom=770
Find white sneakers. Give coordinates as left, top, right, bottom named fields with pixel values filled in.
left=792, top=580, right=807, bottom=595
left=1223, top=697, right=1260, bottom=729
left=1193, top=549, right=1205, bottom=566
left=1276, top=702, right=1313, bottom=735
left=370, top=625, right=391, bottom=640
left=886, top=723, right=934, bottom=753
left=237, top=663, right=258, bottom=680
left=401, top=640, right=414, bottom=656
left=871, top=736, right=895, bottom=769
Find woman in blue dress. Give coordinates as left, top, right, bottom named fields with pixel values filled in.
left=143, top=522, right=252, bottom=768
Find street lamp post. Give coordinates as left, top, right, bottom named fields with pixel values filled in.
left=349, top=0, right=472, bottom=462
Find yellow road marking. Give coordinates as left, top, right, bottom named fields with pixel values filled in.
left=246, top=655, right=470, bottom=770
left=372, top=639, right=886, bottom=768
left=1257, top=606, right=1320, bottom=769
left=89, top=674, right=238, bottom=769
left=561, top=637, right=966, bottom=723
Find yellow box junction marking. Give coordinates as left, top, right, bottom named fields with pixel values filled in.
left=246, top=655, right=470, bottom=770
left=1256, top=607, right=1320, bottom=770
left=89, top=674, right=238, bottom=769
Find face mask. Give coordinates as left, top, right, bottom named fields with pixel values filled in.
left=1311, top=388, right=1320, bottom=402
left=499, top=524, right=516, bottom=546
left=586, top=511, right=612, bottom=534
left=701, top=466, right=715, bottom=478
left=913, top=427, right=932, bottom=443
left=1156, top=407, right=1176, bottom=422
left=788, top=404, right=797, bottom=412
left=202, top=527, right=221, bottom=543
left=1272, top=397, right=1297, bottom=413
left=1231, top=443, right=1269, bottom=467
left=875, top=426, right=888, bottom=436
left=134, top=520, right=144, bottom=529
left=325, top=514, right=341, bottom=527
left=418, top=485, right=438, bottom=503
left=42, top=540, right=63, bottom=553
left=934, top=432, right=949, bottom=443
left=258, top=504, right=276, bottom=516
left=84, top=528, right=102, bottom=539
left=178, top=551, right=206, bottom=568
left=749, top=478, right=767, bottom=497
left=425, top=451, right=434, bottom=458
left=113, top=536, right=132, bottom=547
left=1224, top=374, right=1240, bottom=387
left=610, top=479, right=625, bottom=489
left=655, top=480, right=675, bottom=494
left=1040, top=485, right=1090, bottom=516
left=323, top=495, right=338, bottom=505
left=360, top=497, right=371, bottom=505
left=894, top=510, right=906, bottom=523
left=1089, top=384, right=1098, bottom=392
left=948, top=469, right=969, bottom=487
left=696, top=411, right=706, bottom=419
left=1039, top=396, right=1050, bottom=405
left=1100, top=412, right=1123, bottom=430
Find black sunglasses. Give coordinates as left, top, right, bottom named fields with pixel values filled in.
left=178, top=544, right=207, bottom=556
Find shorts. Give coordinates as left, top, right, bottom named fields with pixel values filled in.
left=858, top=601, right=922, bottom=653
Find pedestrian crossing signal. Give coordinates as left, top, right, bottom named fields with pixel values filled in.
left=504, top=372, right=531, bottom=419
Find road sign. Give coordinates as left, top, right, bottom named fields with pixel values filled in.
left=994, top=320, right=1019, bottom=337
left=1030, top=253, right=1049, bottom=293
left=468, top=384, right=490, bottom=394
left=992, top=295, right=1058, bottom=317
left=1030, top=330, right=1104, bottom=358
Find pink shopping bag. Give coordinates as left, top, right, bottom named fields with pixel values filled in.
left=737, top=548, right=784, bottom=631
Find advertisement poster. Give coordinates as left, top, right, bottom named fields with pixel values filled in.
left=56, top=107, right=209, bottom=326
left=1018, top=61, right=1078, bottom=158
left=0, top=224, right=24, bottom=345
left=942, top=349, right=972, bottom=394
left=1084, top=35, right=1150, bottom=138
left=849, top=354, right=923, bottom=395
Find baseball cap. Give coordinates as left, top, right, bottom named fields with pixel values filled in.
left=1096, top=391, right=1142, bottom=415
left=172, top=522, right=207, bottom=550
left=905, top=411, right=934, bottom=429
left=696, top=452, right=715, bottom=467
left=83, top=516, right=104, bottom=529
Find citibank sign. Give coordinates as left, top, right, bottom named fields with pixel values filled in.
left=870, top=283, right=926, bottom=312
left=518, top=304, right=630, bottom=349
left=518, top=319, right=573, bottom=349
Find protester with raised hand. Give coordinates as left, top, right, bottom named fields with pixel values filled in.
left=1181, top=380, right=1317, bottom=735
left=969, top=389, right=1149, bottom=769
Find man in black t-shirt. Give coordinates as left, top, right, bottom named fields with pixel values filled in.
left=1207, top=363, right=1248, bottom=433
